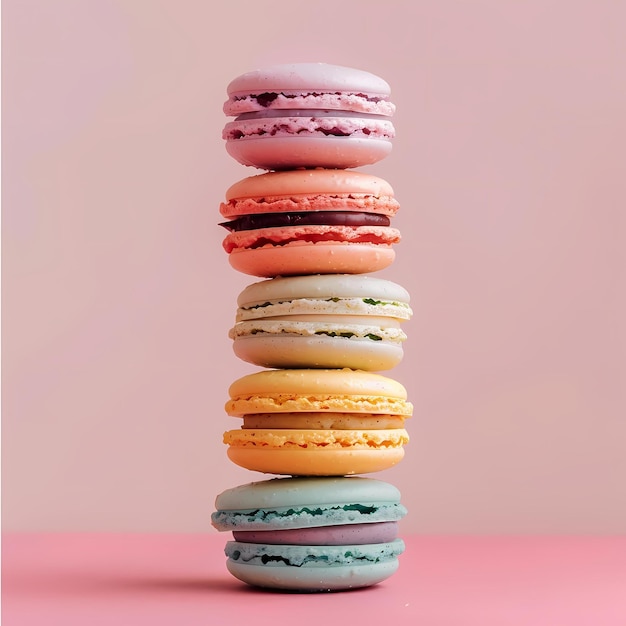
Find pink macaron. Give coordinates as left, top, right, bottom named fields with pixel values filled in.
left=223, top=63, right=396, bottom=170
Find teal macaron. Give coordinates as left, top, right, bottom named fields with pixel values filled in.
left=212, top=476, right=407, bottom=592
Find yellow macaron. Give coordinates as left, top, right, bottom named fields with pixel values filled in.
left=223, top=369, right=412, bottom=476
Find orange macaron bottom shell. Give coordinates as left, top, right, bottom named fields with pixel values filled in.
left=228, top=241, right=395, bottom=277
left=226, top=445, right=405, bottom=476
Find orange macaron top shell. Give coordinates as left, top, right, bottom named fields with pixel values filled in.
left=219, top=169, right=401, bottom=277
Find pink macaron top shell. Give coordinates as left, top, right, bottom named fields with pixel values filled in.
left=232, top=521, right=399, bottom=546
left=224, top=63, right=395, bottom=117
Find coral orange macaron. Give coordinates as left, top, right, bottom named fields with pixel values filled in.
left=223, top=369, right=412, bottom=477
left=219, top=169, right=401, bottom=277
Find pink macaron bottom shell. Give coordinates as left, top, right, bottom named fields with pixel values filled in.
left=225, top=136, right=392, bottom=170
left=232, top=521, right=399, bottom=546
left=228, top=241, right=396, bottom=277
left=223, top=112, right=394, bottom=142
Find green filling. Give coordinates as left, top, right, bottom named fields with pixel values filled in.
left=242, top=297, right=409, bottom=311
left=314, top=331, right=383, bottom=341
left=362, top=298, right=408, bottom=308
left=219, top=503, right=379, bottom=524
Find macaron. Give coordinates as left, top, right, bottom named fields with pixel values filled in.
left=231, top=274, right=412, bottom=371
left=211, top=476, right=407, bottom=591
left=219, top=169, right=401, bottom=277
left=223, top=369, right=412, bottom=476
left=223, top=63, right=395, bottom=170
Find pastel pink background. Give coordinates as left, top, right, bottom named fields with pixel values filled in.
left=3, top=0, right=625, bottom=534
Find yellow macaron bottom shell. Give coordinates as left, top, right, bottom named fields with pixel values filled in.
left=226, top=444, right=406, bottom=476
left=223, top=428, right=409, bottom=449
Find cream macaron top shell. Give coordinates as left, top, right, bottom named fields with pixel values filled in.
left=236, top=274, right=411, bottom=319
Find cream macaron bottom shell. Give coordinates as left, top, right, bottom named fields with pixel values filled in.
left=233, top=333, right=404, bottom=371
left=228, top=240, right=395, bottom=277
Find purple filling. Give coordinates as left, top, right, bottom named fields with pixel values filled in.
left=232, top=521, right=399, bottom=546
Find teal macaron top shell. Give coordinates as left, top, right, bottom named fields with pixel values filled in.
left=212, top=476, right=407, bottom=532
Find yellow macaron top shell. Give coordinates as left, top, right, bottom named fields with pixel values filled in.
left=229, top=369, right=408, bottom=399
left=226, top=369, right=412, bottom=417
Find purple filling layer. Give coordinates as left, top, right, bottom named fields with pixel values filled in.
left=232, top=521, right=399, bottom=546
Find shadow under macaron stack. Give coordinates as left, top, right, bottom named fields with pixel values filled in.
left=212, top=63, right=412, bottom=592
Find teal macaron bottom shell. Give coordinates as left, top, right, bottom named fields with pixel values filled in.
left=224, top=539, right=404, bottom=591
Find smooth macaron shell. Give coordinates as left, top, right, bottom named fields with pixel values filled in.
left=224, top=540, right=404, bottom=591
left=223, top=63, right=395, bottom=116
left=224, top=135, right=393, bottom=171
left=225, top=445, right=406, bottom=476
left=227, top=242, right=396, bottom=277
left=223, top=63, right=395, bottom=170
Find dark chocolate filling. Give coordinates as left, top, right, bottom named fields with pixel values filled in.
left=220, top=211, right=390, bottom=232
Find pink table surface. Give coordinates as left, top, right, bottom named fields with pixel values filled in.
left=2, top=533, right=625, bottom=626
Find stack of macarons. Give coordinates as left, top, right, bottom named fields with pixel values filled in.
left=212, top=63, right=412, bottom=592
